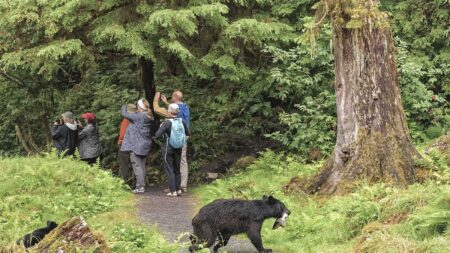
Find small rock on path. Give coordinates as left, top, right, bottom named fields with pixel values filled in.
left=137, top=186, right=259, bottom=253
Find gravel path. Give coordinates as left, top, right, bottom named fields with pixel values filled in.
left=136, top=186, right=258, bottom=252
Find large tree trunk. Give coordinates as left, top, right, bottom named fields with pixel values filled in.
left=137, top=57, right=159, bottom=135
left=308, top=0, right=418, bottom=194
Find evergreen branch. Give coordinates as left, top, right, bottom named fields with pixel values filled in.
left=0, top=70, right=27, bottom=87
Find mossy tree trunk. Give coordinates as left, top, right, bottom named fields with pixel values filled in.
left=308, top=0, right=418, bottom=193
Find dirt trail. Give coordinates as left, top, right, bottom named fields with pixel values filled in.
left=137, top=186, right=258, bottom=252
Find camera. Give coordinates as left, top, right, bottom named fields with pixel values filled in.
left=53, top=119, right=62, bottom=125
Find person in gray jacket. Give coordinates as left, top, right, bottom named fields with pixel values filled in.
left=120, top=99, right=154, bottom=193
left=77, top=112, right=103, bottom=165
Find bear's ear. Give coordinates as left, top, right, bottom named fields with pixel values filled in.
left=268, top=196, right=276, bottom=205
left=47, top=221, right=57, bottom=228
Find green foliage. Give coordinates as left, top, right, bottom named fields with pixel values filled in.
left=264, top=23, right=336, bottom=157
left=0, top=154, right=177, bottom=252
left=195, top=147, right=450, bottom=252
left=384, top=0, right=450, bottom=142
left=0, top=0, right=448, bottom=169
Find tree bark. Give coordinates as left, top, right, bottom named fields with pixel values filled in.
left=0, top=217, right=110, bottom=253
left=137, top=57, right=160, bottom=135
left=14, top=124, right=33, bottom=154
left=33, top=216, right=111, bottom=253
left=308, top=0, right=418, bottom=193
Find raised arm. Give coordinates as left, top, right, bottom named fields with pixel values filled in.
left=78, top=127, right=88, bottom=141
left=153, top=92, right=172, bottom=118
left=51, top=125, right=63, bottom=140
left=121, top=105, right=142, bottom=122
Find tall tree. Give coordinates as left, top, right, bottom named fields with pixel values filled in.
left=308, top=0, right=419, bottom=193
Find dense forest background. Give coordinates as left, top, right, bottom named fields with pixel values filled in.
left=0, top=0, right=448, bottom=169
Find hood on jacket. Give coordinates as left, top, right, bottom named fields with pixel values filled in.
left=65, top=123, right=78, bottom=131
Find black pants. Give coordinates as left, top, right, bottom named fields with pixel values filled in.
left=118, top=149, right=132, bottom=186
left=163, top=148, right=182, bottom=193
left=82, top=155, right=101, bottom=165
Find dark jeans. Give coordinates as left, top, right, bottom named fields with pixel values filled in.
left=57, top=148, right=76, bottom=158
left=163, top=148, right=182, bottom=193
left=118, top=149, right=132, bottom=186
left=81, top=155, right=101, bottom=166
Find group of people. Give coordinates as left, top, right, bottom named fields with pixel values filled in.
left=117, top=90, right=190, bottom=196
left=52, top=111, right=103, bottom=165
left=52, top=90, right=190, bottom=197
left=52, top=89, right=190, bottom=197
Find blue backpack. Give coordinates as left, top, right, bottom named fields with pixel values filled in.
left=168, top=118, right=186, bottom=149
left=177, top=103, right=190, bottom=128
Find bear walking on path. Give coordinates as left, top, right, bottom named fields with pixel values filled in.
left=189, top=195, right=291, bottom=253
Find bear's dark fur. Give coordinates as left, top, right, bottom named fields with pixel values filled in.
left=17, top=220, right=58, bottom=248
left=189, top=195, right=290, bottom=253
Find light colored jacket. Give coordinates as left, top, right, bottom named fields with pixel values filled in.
left=120, top=105, right=153, bottom=156
left=78, top=123, right=103, bottom=159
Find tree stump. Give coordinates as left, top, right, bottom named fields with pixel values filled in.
left=1, top=217, right=111, bottom=253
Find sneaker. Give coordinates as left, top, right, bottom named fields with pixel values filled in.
left=177, top=190, right=182, bottom=196
left=181, top=187, right=188, bottom=193
left=132, top=188, right=145, bottom=193
left=167, top=192, right=178, bottom=197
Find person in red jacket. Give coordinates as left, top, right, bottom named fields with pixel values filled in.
left=117, top=104, right=137, bottom=186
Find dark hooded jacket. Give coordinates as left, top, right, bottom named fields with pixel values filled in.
left=51, top=123, right=78, bottom=156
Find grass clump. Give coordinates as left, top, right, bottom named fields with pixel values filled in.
left=195, top=149, right=450, bottom=253
left=0, top=154, right=177, bottom=252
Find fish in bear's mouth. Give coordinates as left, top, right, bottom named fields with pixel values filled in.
left=272, top=212, right=289, bottom=230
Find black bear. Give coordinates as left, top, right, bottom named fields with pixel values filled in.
left=189, top=195, right=291, bottom=253
left=17, top=220, right=58, bottom=248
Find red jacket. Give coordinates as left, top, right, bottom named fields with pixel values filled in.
left=118, top=118, right=130, bottom=145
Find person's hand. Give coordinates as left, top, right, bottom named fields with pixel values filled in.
left=161, top=94, right=168, bottom=104
left=155, top=92, right=161, bottom=100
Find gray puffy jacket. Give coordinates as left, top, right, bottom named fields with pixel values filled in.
left=78, top=123, right=103, bottom=159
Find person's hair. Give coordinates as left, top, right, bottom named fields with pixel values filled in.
left=141, top=99, right=153, bottom=119
left=168, top=103, right=180, bottom=115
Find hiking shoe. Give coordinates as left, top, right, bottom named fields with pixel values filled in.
left=181, top=187, right=188, bottom=193
left=132, top=188, right=145, bottom=194
left=177, top=190, right=182, bottom=196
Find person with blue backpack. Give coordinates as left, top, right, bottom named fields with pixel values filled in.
left=153, top=103, right=190, bottom=197
left=153, top=91, right=191, bottom=192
